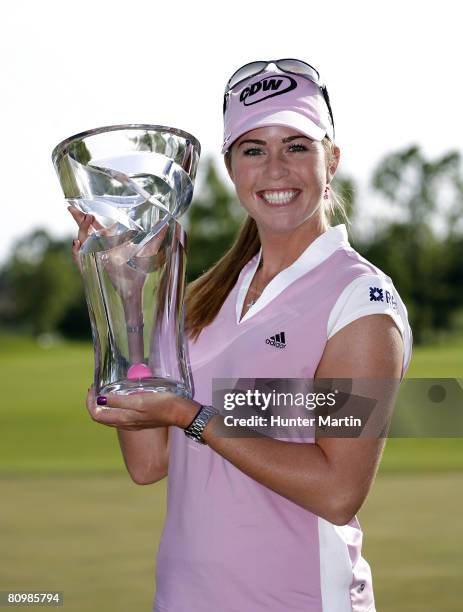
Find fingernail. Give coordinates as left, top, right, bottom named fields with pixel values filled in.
left=96, top=396, right=107, bottom=406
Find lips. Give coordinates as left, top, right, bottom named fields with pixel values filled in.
left=257, top=189, right=301, bottom=205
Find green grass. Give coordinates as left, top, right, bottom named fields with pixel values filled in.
left=0, top=473, right=165, bottom=612
left=0, top=337, right=121, bottom=472
left=358, top=472, right=463, bottom=612
left=406, top=335, right=463, bottom=378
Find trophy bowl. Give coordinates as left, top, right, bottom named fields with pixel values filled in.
left=52, top=124, right=201, bottom=397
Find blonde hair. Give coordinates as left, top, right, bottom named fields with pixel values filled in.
left=184, top=137, right=348, bottom=341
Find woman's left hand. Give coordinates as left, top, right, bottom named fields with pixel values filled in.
left=86, top=385, right=200, bottom=431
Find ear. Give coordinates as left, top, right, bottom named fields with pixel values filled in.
left=327, top=145, right=341, bottom=183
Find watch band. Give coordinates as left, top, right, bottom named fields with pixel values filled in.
left=184, top=404, right=219, bottom=445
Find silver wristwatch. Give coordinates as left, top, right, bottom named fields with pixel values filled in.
left=184, top=405, right=219, bottom=445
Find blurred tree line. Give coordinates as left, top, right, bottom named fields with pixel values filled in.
left=0, top=146, right=462, bottom=344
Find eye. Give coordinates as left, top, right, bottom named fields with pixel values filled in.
left=288, top=143, right=308, bottom=152
left=243, top=147, right=263, bottom=156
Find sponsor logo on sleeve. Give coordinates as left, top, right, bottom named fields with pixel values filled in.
left=385, top=290, right=398, bottom=311
left=369, top=287, right=384, bottom=302
left=369, top=286, right=398, bottom=311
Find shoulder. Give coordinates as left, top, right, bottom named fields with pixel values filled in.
left=326, top=244, right=413, bottom=377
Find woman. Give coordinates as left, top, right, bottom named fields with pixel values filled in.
left=70, top=60, right=412, bottom=612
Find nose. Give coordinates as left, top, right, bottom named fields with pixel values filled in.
left=263, top=152, right=290, bottom=181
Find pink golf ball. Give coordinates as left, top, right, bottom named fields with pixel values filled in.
left=127, top=363, right=153, bottom=380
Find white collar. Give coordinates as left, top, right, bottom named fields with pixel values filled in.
left=237, top=224, right=349, bottom=324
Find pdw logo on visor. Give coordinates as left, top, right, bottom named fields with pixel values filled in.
left=240, top=75, right=297, bottom=106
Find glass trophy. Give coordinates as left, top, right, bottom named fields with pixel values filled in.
left=52, top=124, right=201, bottom=396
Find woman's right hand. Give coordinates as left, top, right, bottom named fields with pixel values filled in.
left=68, top=206, right=101, bottom=273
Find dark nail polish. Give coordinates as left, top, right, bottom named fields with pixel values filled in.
left=96, top=396, right=107, bottom=406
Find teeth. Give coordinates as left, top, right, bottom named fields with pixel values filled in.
left=261, top=190, right=299, bottom=204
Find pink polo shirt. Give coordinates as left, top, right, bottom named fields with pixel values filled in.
left=153, top=224, right=412, bottom=612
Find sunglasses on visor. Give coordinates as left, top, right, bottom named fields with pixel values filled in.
left=223, top=58, right=335, bottom=138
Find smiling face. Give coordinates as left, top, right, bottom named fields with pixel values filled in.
left=225, top=125, right=339, bottom=238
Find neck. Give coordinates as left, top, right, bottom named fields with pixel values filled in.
left=257, top=216, right=329, bottom=279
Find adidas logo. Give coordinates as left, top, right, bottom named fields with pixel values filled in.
left=266, top=331, right=286, bottom=349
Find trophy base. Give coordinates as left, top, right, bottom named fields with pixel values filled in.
left=98, top=378, right=192, bottom=398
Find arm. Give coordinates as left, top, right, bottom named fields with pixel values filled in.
left=116, top=427, right=169, bottom=485
left=181, top=314, right=403, bottom=524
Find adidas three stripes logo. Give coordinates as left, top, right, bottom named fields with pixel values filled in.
left=266, top=331, right=286, bottom=349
